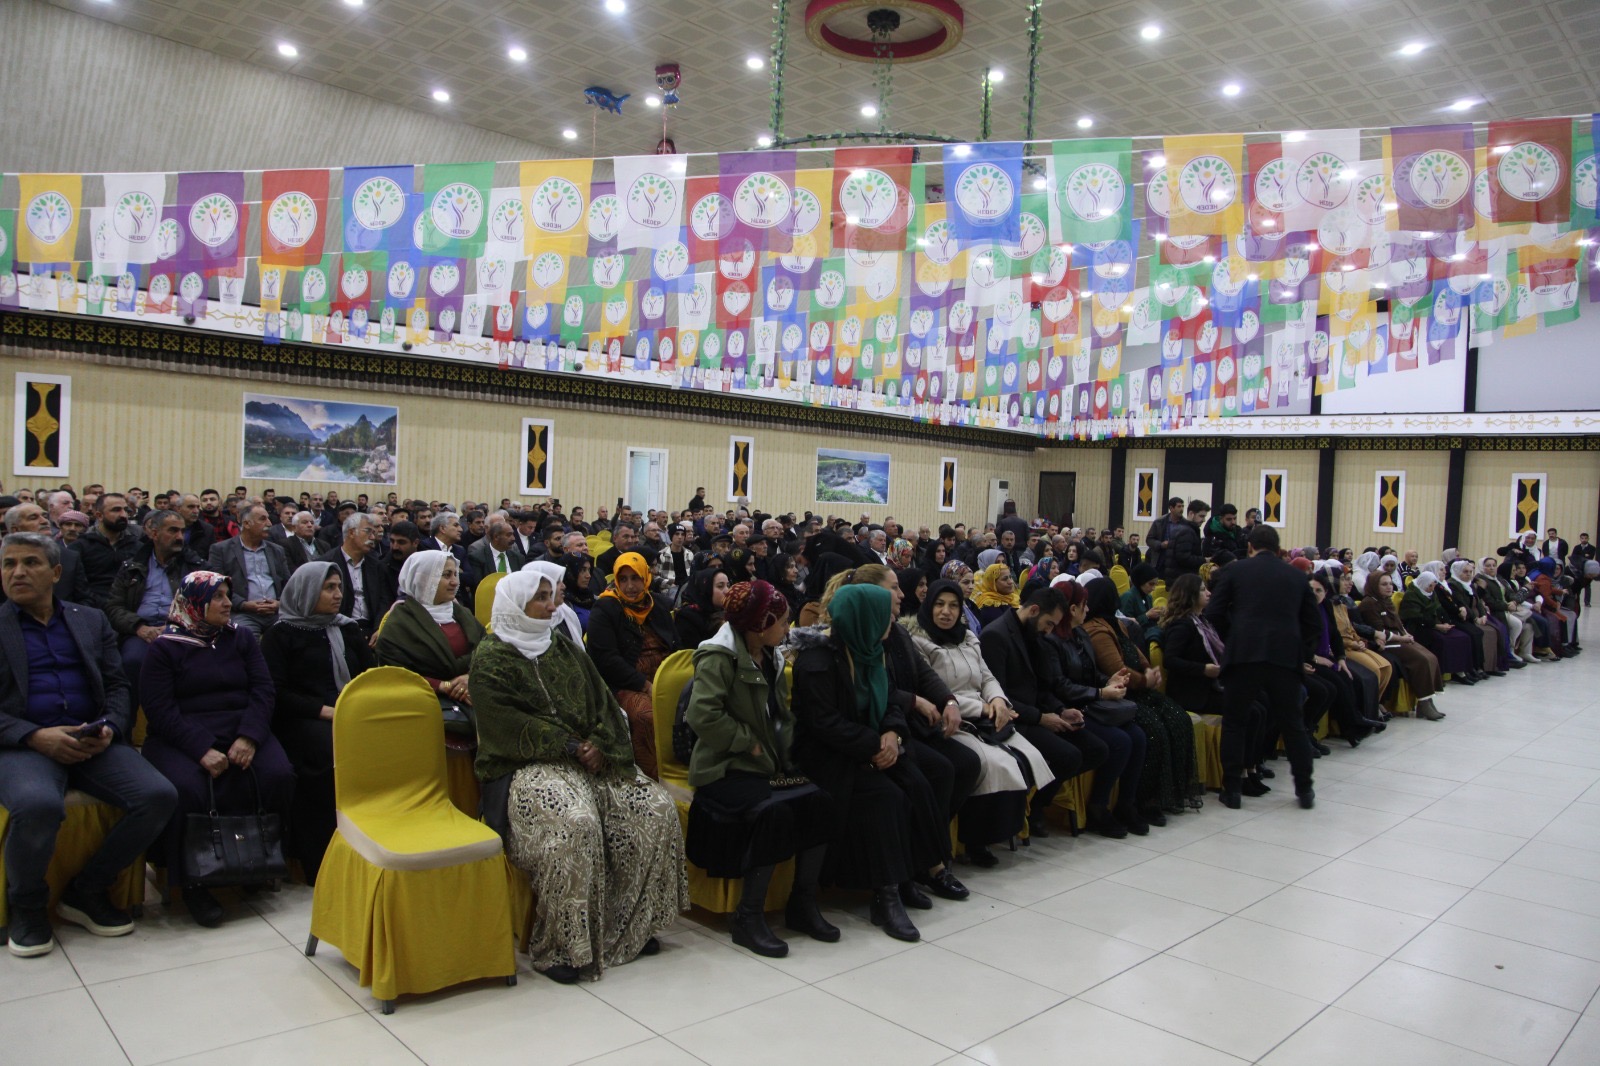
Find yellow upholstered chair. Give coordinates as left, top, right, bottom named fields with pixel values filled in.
left=1199, top=562, right=1213, bottom=583
left=0, top=791, right=145, bottom=932
left=586, top=532, right=611, bottom=558
left=1150, top=580, right=1167, bottom=608
left=651, top=649, right=792, bottom=912
left=1109, top=565, right=1130, bottom=595
left=1192, top=713, right=1224, bottom=790
left=306, top=667, right=515, bottom=1013
left=474, top=572, right=504, bottom=629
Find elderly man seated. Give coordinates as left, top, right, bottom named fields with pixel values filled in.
left=3, top=502, right=89, bottom=603
left=206, top=503, right=289, bottom=636
left=105, top=510, right=207, bottom=694
left=0, top=533, right=178, bottom=958
left=466, top=514, right=526, bottom=593
left=315, top=513, right=395, bottom=638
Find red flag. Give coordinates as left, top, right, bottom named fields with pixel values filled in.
left=1488, top=117, right=1573, bottom=225
left=1389, top=124, right=1475, bottom=234
left=684, top=176, right=729, bottom=266
left=833, top=147, right=913, bottom=252
left=260, top=169, right=330, bottom=267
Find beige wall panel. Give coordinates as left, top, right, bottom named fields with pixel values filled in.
left=1329, top=451, right=1451, bottom=557
left=1461, top=452, right=1600, bottom=558
left=0, top=354, right=1039, bottom=526
left=1224, top=451, right=1320, bottom=549
left=1032, top=448, right=1113, bottom=529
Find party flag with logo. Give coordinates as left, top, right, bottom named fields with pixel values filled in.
left=614, top=154, right=685, bottom=252
left=721, top=150, right=796, bottom=255
left=1162, top=135, right=1244, bottom=238
left=1487, top=117, right=1572, bottom=226
left=944, top=142, right=1023, bottom=245
left=260, top=169, right=329, bottom=268
left=101, top=173, right=167, bottom=266
left=1569, top=118, right=1598, bottom=231
left=1386, top=124, right=1475, bottom=233
left=177, top=171, right=246, bottom=270
left=16, top=173, right=82, bottom=264
left=1050, top=138, right=1134, bottom=246
left=420, top=161, right=493, bottom=258
left=521, top=158, right=592, bottom=259
left=832, top=146, right=913, bottom=252
left=341, top=164, right=413, bottom=255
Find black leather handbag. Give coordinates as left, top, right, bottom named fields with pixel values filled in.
left=182, top=768, right=289, bottom=887
left=1084, top=698, right=1138, bottom=727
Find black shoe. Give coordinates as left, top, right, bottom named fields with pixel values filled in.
left=1363, top=717, right=1387, bottom=733
left=918, top=869, right=970, bottom=902
left=1455, top=674, right=1477, bottom=686
left=1242, top=776, right=1272, bottom=797
left=898, top=880, right=933, bottom=910
left=1113, top=805, right=1150, bottom=835
left=1027, top=813, right=1051, bottom=838
left=870, top=888, right=920, bottom=942
left=182, top=885, right=224, bottom=929
left=1088, top=804, right=1128, bottom=839
left=5, top=907, right=54, bottom=958
left=731, top=912, right=789, bottom=958
left=1487, top=669, right=1508, bottom=677
left=785, top=897, right=841, bottom=943
left=964, top=844, right=1000, bottom=868
left=1347, top=735, right=1363, bottom=750
left=1219, top=787, right=1242, bottom=810
left=538, top=963, right=582, bottom=984
left=1508, top=659, right=1528, bottom=669
left=639, top=936, right=661, bottom=956
left=58, top=882, right=135, bottom=937
left=1256, top=766, right=1276, bottom=780
left=1141, top=806, right=1168, bottom=828
left=1310, top=740, right=1331, bottom=756
left=1297, top=789, right=1316, bottom=810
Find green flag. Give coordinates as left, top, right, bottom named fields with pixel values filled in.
left=421, top=161, right=495, bottom=258
left=1051, top=137, right=1134, bottom=245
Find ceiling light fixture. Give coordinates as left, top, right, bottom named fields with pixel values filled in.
left=1399, top=41, right=1427, bottom=56
left=431, top=88, right=450, bottom=102
left=1491, top=143, right=1511, bottom=154
left=1140, top=24, right=1161, bottom=41
left=987, top=69, right=1004, bottom=83
left=861, top=103, right=878, bottom=117
left=953, top=144, right=971, bottom=157
left=507, top=46, right=527, bottom=62
left=276, top=42, right=298, bottom=57
left=343, top=0, right=364, bottom=7
left=1076, top=116, right=1094, bottom=129
left=644, top=94, right=661, bottom=107
left=1148, top=154, right=1166, bottom=168
left=1284, top=131, right=1306, bottom=142
left=1447, top=98, right=1478, bottom=111
left=562, top=127, right=578, bottom=139
left=1221, top=82, right=1242, bottom=97
left=746, top=55, right=765, bottom=70
left=1246, top=273, right=1258, bottom=282
left=1033, top=177, right=1048, bottom=190
left=604, top=0, right=626, bottom=13
left=757, top=134, right=774, bottom=147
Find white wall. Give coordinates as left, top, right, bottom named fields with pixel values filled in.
left=1476, top=319, right=1600, bottom=412
left=1320, top=328, right=1468, bottom=415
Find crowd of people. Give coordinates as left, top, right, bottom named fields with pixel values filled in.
left=0, top=476, right=1590, bottom=984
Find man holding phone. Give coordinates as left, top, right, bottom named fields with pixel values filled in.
left=0, top=532, right=177, bottom=958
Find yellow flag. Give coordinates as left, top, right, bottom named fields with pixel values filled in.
left=787, top=168, right=834, bottom=260
left=17, top=174, right=83, bottom=263
left=1162, top=136, right=1243, bottom=238
left=521, top=159, right=592, bottom=259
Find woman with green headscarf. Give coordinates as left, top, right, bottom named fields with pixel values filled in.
left=789, top=583, right=954, bottom=943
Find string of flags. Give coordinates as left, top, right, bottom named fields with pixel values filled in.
left=1, top=113, right=1595, bottom=439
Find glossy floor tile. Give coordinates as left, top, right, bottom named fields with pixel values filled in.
left=3, top=640, right=1599, bottom=1064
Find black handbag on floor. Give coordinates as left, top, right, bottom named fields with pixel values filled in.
left=182, top=767, right=289, bottom=887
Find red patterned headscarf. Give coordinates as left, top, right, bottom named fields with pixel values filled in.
left=724, top=579, right=785, bottom=635
left=161, top=570, right=232, bottom=646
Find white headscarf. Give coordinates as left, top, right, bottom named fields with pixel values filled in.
left=522, top=560, right=585, bottom=646
left=397, top=550, right=457, bottom=624
left=1422, top=560, right=1447, bottom=581
left=1050, top=573, right=1075, bottom=589
left=1378, top=554, right=1400, bottom=574
left=1353, top=551, right=1380, bottom=592
left=1075, top=568, right=1103, bottom=586
left=1449, top=559, right=1474, bottom=583
left=491, top=569, right=557, bottom=660
left=1441, top=547, right=1460, bottom=564
left=1414, top=571, right=1439, bottom=595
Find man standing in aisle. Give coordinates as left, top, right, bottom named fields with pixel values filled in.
left=1146, top=497, right=1184, bottom=575
left=1203, top=525, right=1320, bottom=811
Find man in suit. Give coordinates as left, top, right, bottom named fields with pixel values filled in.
left=979, top=585, right=1094, bottom=836
left=1203, top=524, right=1321, bottom=810
left=315, top=501, right=358, bottom=554
left=0, top=532, right=178, bottom=957
left=2, top=502, right=89, bottom=604
left=265, top=499, right=295, bottom=547
left=103, top=509, right=207, bottom=695
left=508, top=511, right=541, bottom=558
left=1542, top=528, right=1569, bottom=566
left=282, top=510, right=320, bottom=571
left=1573, top=533, right=1595, bottom=607
left=425, top=511, right=470, bottom=573
left=207, top=503, right=290, bottom=637
left=595, top=523, right=640, bottom=583
left=316, top=513, right=394, bottom=637
left=465, top=514, right=525, bottom=594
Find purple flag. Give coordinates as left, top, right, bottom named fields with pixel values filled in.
left=177, top=172, right=245, bottom=270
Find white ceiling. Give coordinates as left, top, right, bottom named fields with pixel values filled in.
left=44, top=0, right=1600, bottom=160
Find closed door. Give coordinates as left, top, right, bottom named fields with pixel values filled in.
left=1037, top=472, right=1076, bottom=528
left=625, top=448, right=668, bottom=513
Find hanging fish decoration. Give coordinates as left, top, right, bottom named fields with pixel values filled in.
left=584, top=86, right=631, bottom=115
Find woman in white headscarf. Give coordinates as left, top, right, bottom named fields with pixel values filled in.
left=522, top=559, right=585, bottom=646
left=469, top=568, right=688, bottom=985
left=1399, top=570, right=1479, bottom=683
left=1351, top=552, right=1381, bottom=598
left=1450, top=558, right=1507, bottom=676
left=375, top=550, right=486, bottom=704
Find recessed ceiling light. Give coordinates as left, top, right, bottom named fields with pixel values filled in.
left=1148, top=154, right=1166, bottom=168
left=276, top=42, right=298, bottom=57
left=1383, top=202, right=1398, bottom=211
left=1304, top=241, right=1319, bottom=251
left=507, top=46, right=527, bottom=62
left=1076, top=116, right=1094, bottom=129
left=1342, top=263, right=1356, bottom=271
left=846, top=214, right=861, bottom=225
left=431, top=88, right=450, bottom=102
left=1447, top=97, right=1478, bottom=111
left=953, top=144, right=971, bottom=157
left=746, top=55, right=765, bottom=70
left=562, top=127, right=578, bottom=139
left=861, top=103, right=878, bottom=117
left=1284, top=131, right=1306, bottom=142
left=1032, top=177, right=1048, bottom=190
left=757, top=134, right=773, bottom=147
left=1399, top=40, right=1427, bottom=56
left=604, top=0, right=626, bottom=13
left=1153, top=233, right=1166, bottom=242
left=1221, top=82, right=1242, bottom=97
left=1418, top=231, right=1436, bottom=238
left=1202, top=255, right=1216, bottom=263
left=1140, top=24, right=1161, bottom=40
left=987, top=69, right=1004, bottom=83
left=343, top=0, right=364, bottom=7
left=1374, top=281, right=1389, bottom=289
left=1261, top=218, right=1276, bottom=227
left=644, top=94, right=661, bottom=108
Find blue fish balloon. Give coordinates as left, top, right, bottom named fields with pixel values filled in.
left=584, top=86, right=630, bottom=115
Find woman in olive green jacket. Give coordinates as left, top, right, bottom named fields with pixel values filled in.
left=684, top=580, right=836, bottom=959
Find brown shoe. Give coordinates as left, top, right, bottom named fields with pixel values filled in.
left=1416, top=699, right=1445, bottom=721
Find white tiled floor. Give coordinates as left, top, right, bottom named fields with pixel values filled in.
left=9, top=644, right=1600, bottom=1065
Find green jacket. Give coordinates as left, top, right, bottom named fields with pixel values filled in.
left=374, top=596, right=486, bottom=685
left=685, top=621, right=793, bottom=788
left=1119, top=588, right=1159, bottom=630
left=1399, top=584, right=1444, bottom=631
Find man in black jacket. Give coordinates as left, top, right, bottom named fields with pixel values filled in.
left=73, top=493, right=143, bottom=609
left=1203, top=524, right=1320, bottom=810
left=1145, top=497, right=1184, bottom=574
left=104, top=510, right=206, bottom=694
left=1203, top=503, right=1245, bottom=559
left=979, top=587, right=1096, bottom=835
left=316, top=513, right=394, bottom=637
left=1159, top=500, right=1208, bottom=584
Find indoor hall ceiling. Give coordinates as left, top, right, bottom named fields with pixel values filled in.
left=44, top=0, right=1600, bottom=160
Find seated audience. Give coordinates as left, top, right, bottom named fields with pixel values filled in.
left=1358, top=571, right=1446, bottom=719
left=587, top=551, right=679, bottom=779
left=260, top=561, right=375, bottom=884
left=558, top=553, right=596, bottom=634
left=674, top=568, right=730, bottom=650
left=1530, top=556, right=1581, bottom=654
left=374, top=550, right=485, bottom=706
left=1118, top=563, right=1164, bottom=643
left=685, top=580, right=836, bottom=958
left=206, top=503, right=289, bottom=636
left=56, top=509, right=90, bottom=547
left=1400, top=571, right=1478, bottom=685
left=768, top=552, right=805, bottom=622
left=5, top=501, right=89, bottom=602
left=471, top=568, right=688, bottom=983
left=74, top=493, right=143, bottom=607
left=1329, top=569, right=1397, bottom=708
left=897, top=567, right=928, bottom=619
left=316, top=513, right=394, bottom=638
left=1306, top=571, right=1383, bottom=746
left=465, top=514, right=526, bottom=592
left=138, top=572, right=292, bottom=927
left=0, top=532, right=177, bottom=957
left=972, top=562, right=1019, bottom=628
left=104, top=509, right=207, bottom=696
left=1477, top=555, right=1533, bottom=667
left=940, top=560, right=984, bottom=634
left=283, top=510, right=320, bottom=570
left=1079, top=578, right=1203, bottom=821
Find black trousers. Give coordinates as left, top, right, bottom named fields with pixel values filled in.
left=1015, top=721, right=1086, bottom=813
left=1308, top=663, right=1365, bottom=738
left=1221, top=663, right=1314, bottom=790
left=905, top=734, right=981, bottom=825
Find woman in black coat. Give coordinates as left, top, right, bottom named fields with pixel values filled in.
left=673, top=568, right=728, bottom=650
left=260, top=561, right=375, bottom=884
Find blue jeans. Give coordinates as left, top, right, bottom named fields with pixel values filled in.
left=0, top=742, right=178, bottom=912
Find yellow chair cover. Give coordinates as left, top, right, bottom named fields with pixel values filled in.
left=651, top=649, right=792, bottom=912
left=309, top=667, right=513, bottom=1004
left=474, top=571, right=504, bottom=628
left=1386, top=679, right=1417, bottom=717
left=1192, top=713, right=1224, bottom=790
left=586, top=532, right=611, bottom=557
left=1109, top=566, right=1130, bottom=595
left=0, top=791, right=145, bottom=929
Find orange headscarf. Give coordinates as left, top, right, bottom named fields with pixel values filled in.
left=601, top=551, right=655, bottom=625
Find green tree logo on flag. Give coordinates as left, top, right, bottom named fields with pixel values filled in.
left=627, top=173, right=678, bottom=228
left=780, top=187, right=821, bottom=237
left=1296, top=152, right=1352, bottom=209
left=1497, top=142, right=1562, bottom=202
left=387, top=261, right=415, bottom=299
left=431, top=183, right=484, bottom=239
left=735, top=172, right=792, bottom=228
left=1254, top=157, right=1295, bottom=213
left=190, top=194, right=238, bottom=248
left=653, top=241, right=689, bottom=279
left=268, top=192, right=317, bottom=246
left=1063, top=163, right=1125, bottom=222
left=840, top=169, right=898, bottom=228
left=113, top=191, right=158, bottom=243
left=1179, top=156, right=1236, bottom=215
left=25, top=192, right=72, bottom=242
left=956, top=163, right=1014, bottom=221
left=531, top=178, right=584, bottom=232
left=1408, top=151, right=1470, bottom=208
left=353, top=177, right=406, bottom=230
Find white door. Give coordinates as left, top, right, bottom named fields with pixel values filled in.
left=624, top=448, right=669, bottom=513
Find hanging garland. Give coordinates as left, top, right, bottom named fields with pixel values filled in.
left=1024, top=0, right=1042, bottom=143
left=769, top=0, right=788, bottom=141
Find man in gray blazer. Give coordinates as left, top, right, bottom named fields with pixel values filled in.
left=0, top=532, right=177, bottom=958
left=207, top=503, right=289, bottom=636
